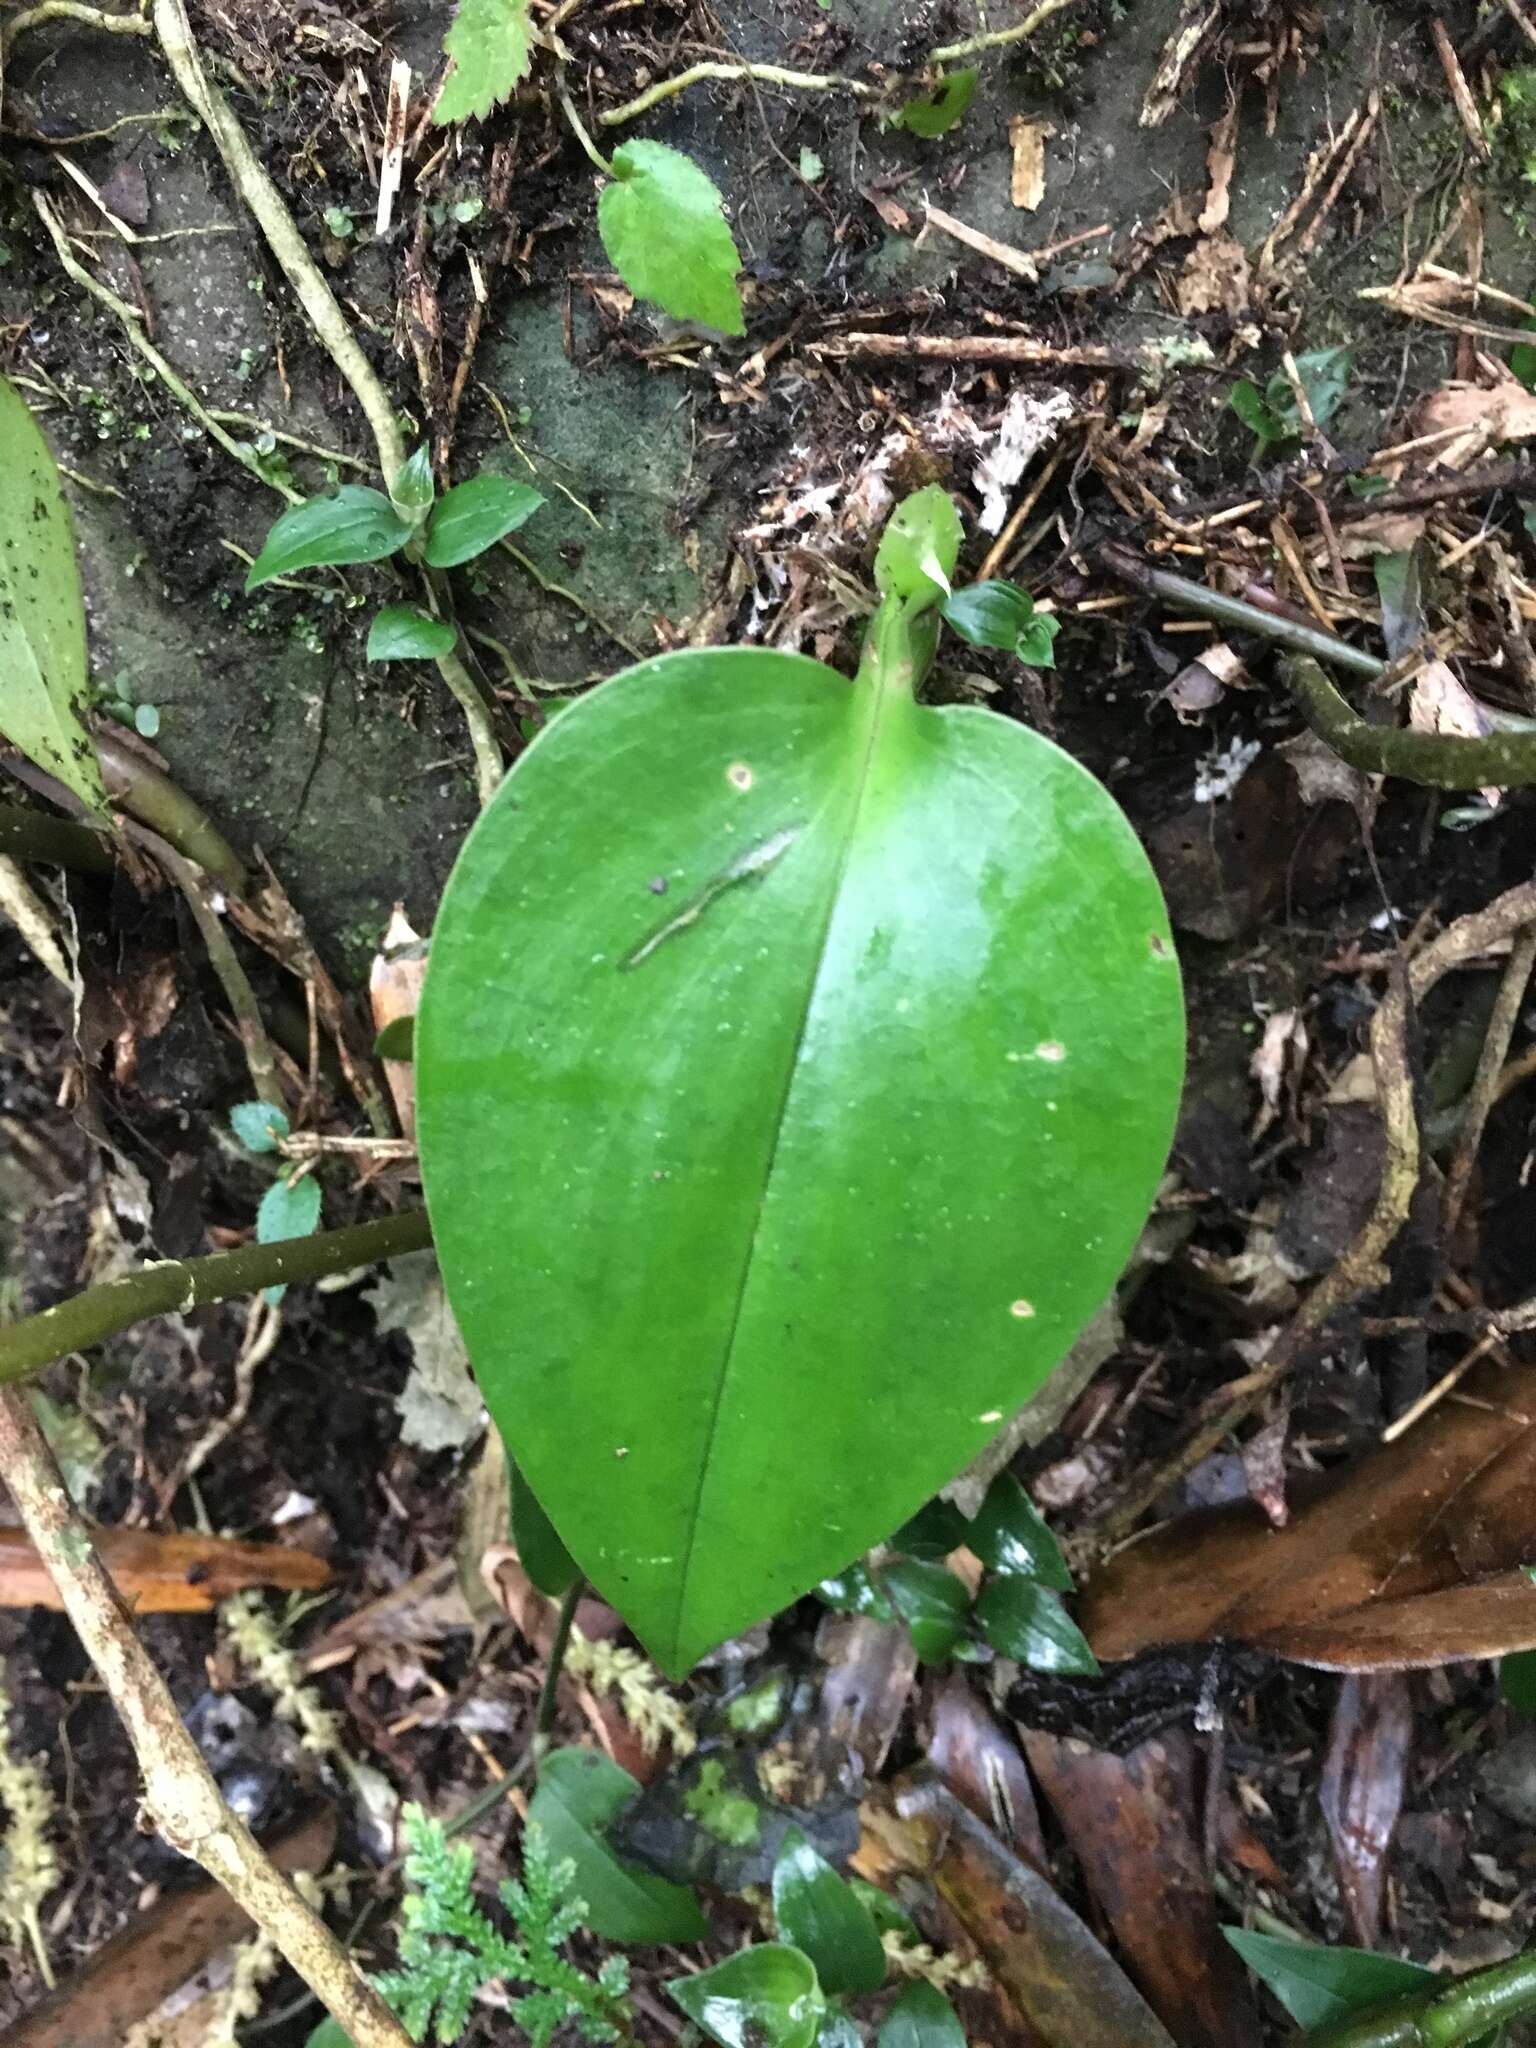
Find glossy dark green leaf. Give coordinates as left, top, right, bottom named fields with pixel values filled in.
left=1223, top=1928, right=1435, bottom=2032
left=975, top=1578, right=1098, bottom=1674
left=373, top=1016, right=415, bottom=1061
left=366, top=606, right=458, bottom=662
left=817, top=1566, right=896, bottom=1623
left=417, top=504, right=1184, bottom=1676
left=512, top=1458, right=580, bottom=1597
left=772, top=1827, right=886, bottom=1995
left=874, top=484, right=962, bottom=603
left=230, top=1100, right=290, bottom=1155
left=878, top=1981, right=967, bottom=2047
left=0, top=374, right=107, bottom=815
left=892, top=1497, right=969, bottom=1561
left=597, top=139, right=745, bottom=335
left=897, top=68, right=978, bottom=136
left=1016, top=614, right=1060, bottom=669
left=392, top=443, right=435, bottom=521
left=245, top=487, right=413, bottom=589
left=970, top=1473, right=1072, bottom=1588
left=423, top=475, right=545, bottom=568
left=527, top=1747, right=706, bottom=1943
left=883, top=1558, right=971, bottom=1665
left=667, top=1944, right=824, bottom=2048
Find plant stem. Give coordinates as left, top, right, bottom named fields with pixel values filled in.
left=532, top=1577, right=586, bottom=1761
left=1311, top=1944, right=1536, bottom=2044
left=596, top=59, right=872, bottom=128
left=91, top=729, right=251, bottom=894
left=420, top=574, right=504, bottom=803
left=1099, top=544, right=1385, bottom=678
left=556, top=78, right=614, bottom=171
left=0, top=801, right=113, bottom=874
left=0, top=1210, right=431, bottom=1383
left=0, top=1388, right=413, bottom=2048
left=1283, top=655, right=1536, bottom=787
left=147, top=833, right=286, bottom=1110
left=930, top=0, right=1082, bottom=62
left=0, top=0, right=151, bottom=53
left=150, top=0, right=405, bottom=483
left=31, top=193, right=303, bottom=506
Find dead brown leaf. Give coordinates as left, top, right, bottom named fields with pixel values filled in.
left=1080, top=1361, right=1536, bottom=1670
left=1022, top=1730, right=1262, bottom=2048
left=1411, top=370, right=1536, bottom=470
left=1175, top=233, right=1252, bottom=317
left=926, top=1671, right=1046, bottom=1871
left=1200, top=103, right=1238, bottom=232
left=1320, top=1674, right=1412, bottom=1948
left=0, top=1524, right=328, bottom=1612
left=369, top=904, right=426, bottom=1138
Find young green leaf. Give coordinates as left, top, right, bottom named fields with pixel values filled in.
left=874, top=483, right=963, bottom=605
left=1291, top=344, right=1354, bottom=428
left=1222, top=1928, right=1436, bottom=2032
left=230, top=1100, right=291, bottom=1155
left=1513, top=321, right=1536, bottom=392
left=941, top=581, right=1038, bottom=651
left=432, top=0, right=533, bottom=125
left=511, top=1458, right=580, bottom=1599
left=526, top=1748, right=707, bottom=1943
left=970, top=1474, right=1072, bottom=1589
left=257, top=1173, right=322, bottom=1246
left=417, top=492, right=1184, bottom=1676
left=975, top=1578, right=1098, bottom=1674
left=0, top=374, right=108, bottom=815
left=667, top=1945, right=824, bottom=2048
left=1015, top=614, right=1060, bottom=669
left=883, top=1558, right=972, bottom=1664
left=1229, top=378, right=1284, bottom=451
left=771, top=1828, right=886, bottom=1995
left=391, top=442, right=436, bottom=522
left=423, top=475, right=546, bottom=568
left=245, top=488, right=414, bottom=590
left=896, top=68, right=978, bottom=136
left=366, top=606, right=458, bottom=662
left=597, top=139, right=745, bottom=335
left=878, top=1981, right=967, bottom=2047
left=373, top=1016, right=416, bottom=1061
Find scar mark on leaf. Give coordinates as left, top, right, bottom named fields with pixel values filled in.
left=621, top=827, right=801, bottom=971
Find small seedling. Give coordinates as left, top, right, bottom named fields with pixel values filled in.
left=1229, top=345, right=1354, bottom=460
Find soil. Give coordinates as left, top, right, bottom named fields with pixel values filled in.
left=6, top=0, right=1536, bottom=2041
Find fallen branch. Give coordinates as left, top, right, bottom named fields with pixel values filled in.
left=0, top=1209, right=431, bottom=1383
left=0, top=1390, right=412, bottom=2048
left=1285, top=655, right=1536, bottom=787
left=1100, top=545, right=1384, bottom=678
left=597, top=59, right=873, bottom=128
left=1443, top=925, right=1536, bottom=1234
left=0, top=0, right=149, bottom=53
left=817, top=332, right=1128, bottom=369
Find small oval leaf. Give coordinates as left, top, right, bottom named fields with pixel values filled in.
left=878, top=1982, right=967, bottom=2048
left=874, top=484, right=962, bottom=604
left=667, top=1944, right=824, bottom=2048
left=970, top=1473, right=1072, bottom=1589
left=423, top=476, right=546, bottom=568
left=0, top=375, right=107, bottom=815
left=246, top=487, right=414, bottom=589
left=597, top=140, right=745, bottom=335
left=230, top=1100, right=291, bottom=1155
left=896, top=67, right=978, bottom=136
left=257, top=1173, right=321, bottom=1246
left=367, top=606, right=458, bottom=662
left=527, top=1747, right=707, bottom=1944
left=883, top=1558, right=971, bottom=1666
left=772, top=1827, right=886, bottom=1995
left=419, top=541, right=1183, bottom=1675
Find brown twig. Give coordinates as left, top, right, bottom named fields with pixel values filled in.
left=1444, top=926, right=1536, bottom=1235
left=815, top=332, right=1129, bottom=369
left=0, top=1389, right=412, bottom=2048
left=1430, top=16, right=1491, bottom=159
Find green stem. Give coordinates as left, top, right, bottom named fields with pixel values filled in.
left=0, top=801, right=113, bottom=874
left=0, top=1211, right=431, bottom=1383
left=556, top=79, right=614, bottom=173
left=1285, top=656, right=1536, bottom=788
left=1311, top=1946, right=1536, bottom=2045
left=532, top=1577, right=586, bottom=1763
left=0, top=0, right=151, bottom=53
left=596, top=60, right=871, bottom=128
left=930, top=0, right=1081, bottom=62
left=92, top=729, right=251, bottom=894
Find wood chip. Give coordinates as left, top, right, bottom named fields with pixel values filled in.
left=1007, top=116, right=1052, bottom=211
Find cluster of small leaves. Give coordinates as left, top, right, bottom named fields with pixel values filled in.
left=941, top=580, right=1060, bottom=669
left=315, top=1807, right=631, bottom=2047
left=229, top=1101, right=321, bottom=1305
left=1229, top=345, right=1354, bottom=459
left=244, top=445, right=544, bottom=665
left=818, top=1473, right=1098, bottom=1678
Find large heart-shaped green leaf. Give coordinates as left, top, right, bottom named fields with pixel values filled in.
left=0, top=376, right=107, bottom=815
left=418, top=598, right=1183, bottom=1675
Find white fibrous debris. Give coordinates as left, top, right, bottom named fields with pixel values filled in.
left=973, top=388, right=1074, bottom=533
left=1193, top=736, right=1261, bottom=804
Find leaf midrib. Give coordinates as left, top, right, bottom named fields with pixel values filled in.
left=666, top=634, right=906, bottom=1663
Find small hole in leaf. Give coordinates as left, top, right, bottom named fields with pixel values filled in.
left=1009, top=1299, right=1036, bottom=1319
left=727, top=762, right=753, bottom=790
